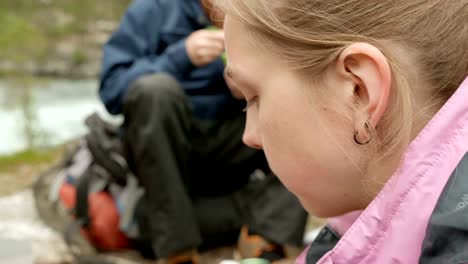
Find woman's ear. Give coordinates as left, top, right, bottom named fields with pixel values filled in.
left=336, top=42, right=392, bottom=129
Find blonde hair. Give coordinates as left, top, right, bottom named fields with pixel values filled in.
left=218, top=0, right=468, bottom=171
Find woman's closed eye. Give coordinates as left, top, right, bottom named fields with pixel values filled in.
left=243, top=96, right=258, bottom=112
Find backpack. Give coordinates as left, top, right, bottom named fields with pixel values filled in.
left=34, top=113, right=144, bottom=255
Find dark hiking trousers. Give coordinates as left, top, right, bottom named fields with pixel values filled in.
left=122, top=73, right=307, bottom=258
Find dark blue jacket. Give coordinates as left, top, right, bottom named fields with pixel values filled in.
left=99, top=0, right=242, bottom=119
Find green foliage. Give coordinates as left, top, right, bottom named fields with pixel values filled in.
left=72, top=51, right=88, bottom=66
left=0, top=148, right=61, bottom=172
left=0, top=13, right=47, bottom=62
left=0, top=0, right=131, bottom=64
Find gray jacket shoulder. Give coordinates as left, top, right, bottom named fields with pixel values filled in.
left=420, top=153, right=468, bottom=264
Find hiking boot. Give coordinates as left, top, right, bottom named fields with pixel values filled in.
left=238, top=226, right=286, bottom=263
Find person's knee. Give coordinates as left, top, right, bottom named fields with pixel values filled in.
left=128, top=73, right=185, bottom=102
left=124, top=73, right=189, bottom=115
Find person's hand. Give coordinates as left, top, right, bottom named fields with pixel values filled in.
left=186, top=29, right=225, bottom=67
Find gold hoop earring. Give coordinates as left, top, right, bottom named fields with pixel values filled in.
left=354, top=121, right=372, bottom=145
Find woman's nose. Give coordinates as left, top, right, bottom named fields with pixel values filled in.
left=242, top=116, right=262, bottom=149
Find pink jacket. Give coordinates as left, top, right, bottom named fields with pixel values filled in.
left=298, top=77, right=468, bottom=264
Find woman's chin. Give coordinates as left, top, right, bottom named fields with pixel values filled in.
left=301, top=198, right=358, bottom=218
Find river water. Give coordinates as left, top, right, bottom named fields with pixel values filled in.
left=0, top=77, right=120, bottom=155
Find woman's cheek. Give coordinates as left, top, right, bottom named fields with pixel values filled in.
left=263, top=143, right=302, bottom=189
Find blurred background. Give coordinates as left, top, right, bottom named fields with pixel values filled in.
left=0, top=1, right=130, bottom=263
left=0, top=0, right=130, bottom=192
left=0, top=1, right=322, bottom=263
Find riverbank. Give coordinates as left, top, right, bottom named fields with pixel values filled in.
left=0, top=0, right=130, bottom=79
left=0, top=146, right=64, bottom=197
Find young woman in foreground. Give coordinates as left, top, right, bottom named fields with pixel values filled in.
left=219, top=0, right=468, bottom=262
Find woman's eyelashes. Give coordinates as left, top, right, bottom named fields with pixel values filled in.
left=243, top=96, right=258, bottom=112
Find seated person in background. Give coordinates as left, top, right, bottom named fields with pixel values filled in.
left=99, top=0, right=307, bottom=263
